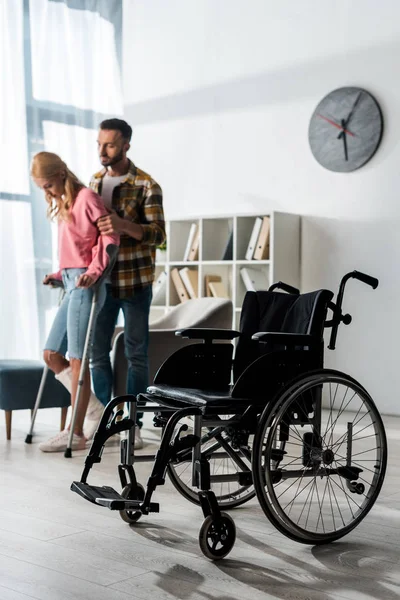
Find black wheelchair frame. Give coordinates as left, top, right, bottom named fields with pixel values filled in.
left=72, top=270, right=387, bottom=560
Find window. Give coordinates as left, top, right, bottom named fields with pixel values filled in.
left=0, top=0, right=122, bottom=358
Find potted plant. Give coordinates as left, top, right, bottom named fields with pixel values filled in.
left=156, top=239, right=167, bottom=263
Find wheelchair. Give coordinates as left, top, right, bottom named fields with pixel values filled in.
left=72, top=270, right=387, bottom=560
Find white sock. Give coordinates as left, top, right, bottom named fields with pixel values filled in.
left=55, top=366, right=73, bottom=392
left=55, top=366, right=103, bottom=418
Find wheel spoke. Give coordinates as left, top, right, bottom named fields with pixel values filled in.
left=297, top=478, right=317, bottom=525
left=169, top=418, right=255, bottom=508
left=316, top=477, right=329, bottom=533
left=327, top=476, right=345, bottom=527
left=304, top=479, right=317, bottom=530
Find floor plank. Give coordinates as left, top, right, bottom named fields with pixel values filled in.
left=0, top=408, right=398, bottom=600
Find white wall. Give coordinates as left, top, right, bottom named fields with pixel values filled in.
left=123, top=0, right=400, bottom=414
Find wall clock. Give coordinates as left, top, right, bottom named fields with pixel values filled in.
left=308, top=87, right=383, bottom=172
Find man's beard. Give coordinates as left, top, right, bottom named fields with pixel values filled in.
left=101, top=148, right=124, bottom=167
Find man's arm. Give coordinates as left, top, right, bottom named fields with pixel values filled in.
left=98, top=213, right=144, bottom=240
left=97, top=181, right=165, bottom=246
left=138, top=181, right=165, bottom=246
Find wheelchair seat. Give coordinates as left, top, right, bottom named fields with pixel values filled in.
left=147, top=384, right=233, bottom=406
left=146, top=383, right=270, bottom=414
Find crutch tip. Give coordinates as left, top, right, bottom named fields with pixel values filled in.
left=25, top=434, right=33, bottom=444
left=64, top=448, right=72, bottom=458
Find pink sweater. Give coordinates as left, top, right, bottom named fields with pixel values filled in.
left=53, top=187, right=119, bottom=282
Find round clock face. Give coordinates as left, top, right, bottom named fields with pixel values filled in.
left=308, top=87, right=383, bottom=172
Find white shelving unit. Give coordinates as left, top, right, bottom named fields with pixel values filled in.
left=151, top=212, right=301, bottom=328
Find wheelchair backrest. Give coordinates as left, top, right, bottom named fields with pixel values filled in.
left=233, top=289, right=333, bottom=382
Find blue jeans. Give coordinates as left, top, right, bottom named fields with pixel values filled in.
left=90, top=284, right=152, bottom=427
left=44, top=268, right=106, bottom=359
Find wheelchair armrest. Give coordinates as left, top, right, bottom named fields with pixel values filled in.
left=252, top=332, right=319, bottom=346
left=175, top=328, right=241, bottom=341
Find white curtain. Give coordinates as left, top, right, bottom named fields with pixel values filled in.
left=30, top=0, right=123, bottom=114
left=0, top=0, right=122, bottom=360
left=0, top=0, right=38, bottom=358
left=0, top=202, right=40, bottom=358
left=0, top=0, right=29, bottom=195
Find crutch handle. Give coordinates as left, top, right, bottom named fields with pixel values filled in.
left=46, top=278, right=64, bottom=289
left=93, top=244, right=119, bottom=289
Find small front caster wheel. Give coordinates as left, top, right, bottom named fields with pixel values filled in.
left=199, top=512, right=236, bottom=560
left=119, top=483, right=145, bottom=524
left=354, top=482, right=365, bottom=495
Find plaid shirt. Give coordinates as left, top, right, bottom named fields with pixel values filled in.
left=90, top=160, right=166, bottom=298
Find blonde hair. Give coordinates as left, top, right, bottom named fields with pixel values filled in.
left=30, top=152, right=84, bottom=221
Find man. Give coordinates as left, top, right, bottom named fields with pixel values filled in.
left=89, top=118, right=165, bottom=449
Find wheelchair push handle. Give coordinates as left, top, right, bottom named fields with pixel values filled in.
left=268, top=281, right=300, bottom=295
left=328, top=269, right=379, bottom=350
left=351, top=270, right=379, bottom=290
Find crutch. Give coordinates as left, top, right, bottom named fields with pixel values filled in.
left=25, top=279, right=66, bottom=444
left=65, top=244, right=119, bottom=458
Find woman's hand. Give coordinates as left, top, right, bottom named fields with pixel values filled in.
left=43, top=274, right=61, bottom=287
left=76, top=273, right=95, bottom=288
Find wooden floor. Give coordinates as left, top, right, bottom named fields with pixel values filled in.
left=0, top=408, right=399, bottom=600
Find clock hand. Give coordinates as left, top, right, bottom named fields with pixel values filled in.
left=338, top=91, right=362, bottom=139
left=341, top=119, right=348, bottom=161
left=317, top=114, right=355, bottom=137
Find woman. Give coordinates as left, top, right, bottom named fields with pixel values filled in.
left=31, top=152, right=119, bottom=452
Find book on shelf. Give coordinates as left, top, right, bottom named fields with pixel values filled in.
left=171, top=267, right=189, bottom=303
left=204, top=274, right=222, bottom=297
left=253, top=216, right=270, bottom=260
left=240, top=267, right=269, bottom=292
left=179, top=267, right=198, bottom=299
left=187, top=227, right=200, bottom=261
left=245, top=217, right=263, bottom=260
left=221, top=230, right=233, bottom=260
left=152, top=270, right=167, bottom=304
left=208, top=281, right=229, bottom=298
left=183, top=223, right=198, bottom=261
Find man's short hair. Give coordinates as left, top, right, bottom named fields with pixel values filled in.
left=99, top=118, right=132, bottom=142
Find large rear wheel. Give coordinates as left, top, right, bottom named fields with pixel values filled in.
left=252, top=370, right=387, bottom=544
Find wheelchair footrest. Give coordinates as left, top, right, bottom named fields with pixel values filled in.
left=71, top=481, right=159, bottom=513
left=95, top=498, right=159, bottom=512
left=71, top=481, right=122, bottom=505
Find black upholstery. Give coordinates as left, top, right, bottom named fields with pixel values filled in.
left=147, top=384, right=232, bottom=406
left=233, top=290, right=333, bottom=381
left=147, top=288, right=333, bottom=407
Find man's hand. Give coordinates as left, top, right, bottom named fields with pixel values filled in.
left=97, top=211, right=124, bottom=235
left=76, top=273, right=95, bottom=288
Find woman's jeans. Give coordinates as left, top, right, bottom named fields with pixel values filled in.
left=90, top=284, right=152, bottom=428
left=44, top=268, right=106, bottom=359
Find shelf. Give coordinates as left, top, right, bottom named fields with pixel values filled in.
left=152, top=212, right=301, bottom=330
left=168, top=261, right=200, bottom=266
left=236, top=260, right=270, bottom=265
left=202, top=260, right=234, bottom=265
